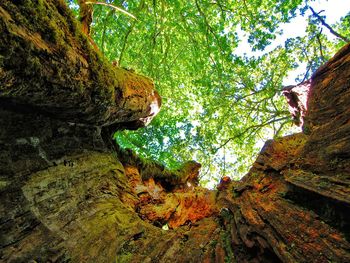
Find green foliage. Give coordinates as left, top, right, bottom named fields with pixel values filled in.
left=333, top=12, right=350, bottom=49
left=67, top=0, right=348, bottom=187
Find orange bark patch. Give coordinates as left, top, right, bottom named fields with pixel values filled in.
left=123, top=164, right=218, bottom=228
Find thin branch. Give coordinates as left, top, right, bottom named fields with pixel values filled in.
left=316, top=29, right=325, bottom=61
left=195, top=0, right=225, bottom=55
left=118, top=23, right=135, bottom=65
left=301, top=64, right=311, bottom=83
left=309, top=6, right=350, bottom=42
left=214, top=116, right=289, bottom=153
left=299, top=46, right=313, bottom=83
left=86, top=1, right=137, bottom=20
left=274, top=119, right=292, bottom=137
left=100, top=9, right=115, bottom=54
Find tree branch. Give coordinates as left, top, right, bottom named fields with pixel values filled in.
left=309, top=6, right=350, bottom=43
left=214, top=116, right=290, bottom=153
left=118, top=23, right=135, bottom=65
left=78, top=0, right=93, bottom=35
left=316, top=29, right=325, bottom=61
left=100, top=9, right=115, bottom=54
left=85, top=1, right=137, bottom=20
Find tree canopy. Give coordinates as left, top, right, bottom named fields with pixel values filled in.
left=67, top=0, right=349, bottom=187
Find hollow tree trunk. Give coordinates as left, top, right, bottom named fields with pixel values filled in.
left=0, top=1, right=349, bottom=262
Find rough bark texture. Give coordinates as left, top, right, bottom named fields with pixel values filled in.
left=282, top=80, right=310, bottom=127
left=1, top=1, right=350, bottom=263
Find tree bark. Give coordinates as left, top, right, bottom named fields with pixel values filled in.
left=78, top=0, right=94, bottom=35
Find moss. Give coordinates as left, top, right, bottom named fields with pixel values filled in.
left=221, top=231, right=235, bottom=262
left=116, top=253, right=133, bottom=263
left=1, top=0, right=117, bottom=98
left=217, top=208, right=236, bottom=261
left=24, top=56, right=41, bottom=76
left=0, top=180, right=10, bottom=190
left=209, top=239, right=218, bottom=249
left=232, top=191, right=240, bottom=198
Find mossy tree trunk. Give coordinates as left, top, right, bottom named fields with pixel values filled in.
left=0, top=0, right=160, bottom=126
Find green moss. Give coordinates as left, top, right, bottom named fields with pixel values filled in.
left=116, top=253, right=133, bottom=263
left=209, top=239, right=218, bottom=248
left=3, top=0, right=108, bottom=81
left=221, top=231, right=235, bottom=262
left=0, top=180, right=10, bottom=190
left=24, top=54, right=41, bottom=75
left=218, top=209, right=236, bottom=262
left=232, top=191, right=240, bottom=198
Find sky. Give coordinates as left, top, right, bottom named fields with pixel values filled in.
left=235, top=0, right=350, bottom=85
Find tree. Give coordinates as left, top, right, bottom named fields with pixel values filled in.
left=1, top=1, right=350, bottom=262
left=66, top=0, right=350, bottom=186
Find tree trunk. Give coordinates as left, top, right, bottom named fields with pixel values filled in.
left=0, top=0, right=160, bottom=126
left=0, top=1, right=349, bottom=262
